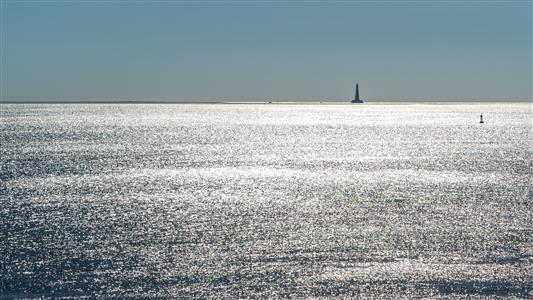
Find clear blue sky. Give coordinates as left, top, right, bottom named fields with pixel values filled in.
left=1, top=0, right=531, bottom=101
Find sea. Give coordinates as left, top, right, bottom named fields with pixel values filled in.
left=1, top=103, right=531, bottom=299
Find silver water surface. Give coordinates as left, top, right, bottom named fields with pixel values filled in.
left=1, top=103, right=532, bottom=298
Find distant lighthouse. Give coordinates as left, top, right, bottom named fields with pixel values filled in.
left=351, top=83, right=364, bottom=103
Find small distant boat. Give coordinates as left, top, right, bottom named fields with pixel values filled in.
left=480, top=113, right=484, bottom=123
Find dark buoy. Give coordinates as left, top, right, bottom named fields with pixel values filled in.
left=479, top=113, right=484, bottom=124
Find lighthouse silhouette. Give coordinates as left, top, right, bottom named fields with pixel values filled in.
left=351, top=83, right=364, bottom=103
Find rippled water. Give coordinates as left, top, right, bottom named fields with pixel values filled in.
left=1, top=103, right=531, bottom=299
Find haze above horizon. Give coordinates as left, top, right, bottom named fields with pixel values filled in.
left=1, top=0, right=531, bottom=102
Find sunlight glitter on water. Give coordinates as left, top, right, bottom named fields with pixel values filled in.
left=1, top=103, right=531, bottom=298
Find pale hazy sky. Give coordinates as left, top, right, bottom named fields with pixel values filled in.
left=1, top=0, right=531, bottom=101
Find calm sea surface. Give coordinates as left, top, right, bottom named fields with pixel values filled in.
left=1, top=103, right=531, bottom=299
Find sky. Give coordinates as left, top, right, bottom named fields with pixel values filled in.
left=1, top=0, right=531, bottom=102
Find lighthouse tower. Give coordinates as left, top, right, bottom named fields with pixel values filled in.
left=351, top=83, right=364, bottom=103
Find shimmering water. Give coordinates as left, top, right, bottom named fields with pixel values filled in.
left=1, top=103, right=532, bottom=299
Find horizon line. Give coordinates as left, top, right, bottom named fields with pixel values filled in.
left=1, top=99, right=531, bottom=104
